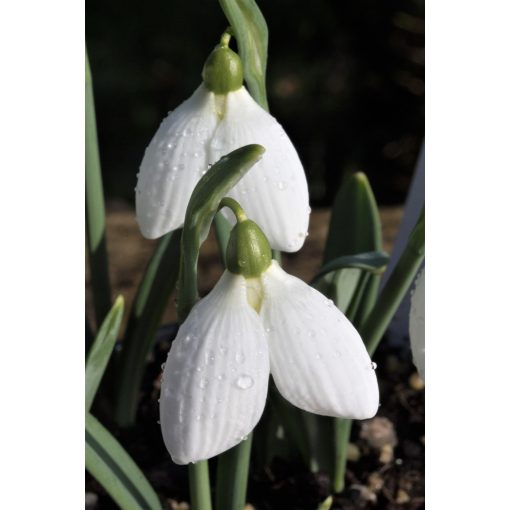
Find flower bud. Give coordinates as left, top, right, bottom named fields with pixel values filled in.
left=202, top=33, right=243, bottom=94
left=226, top=219, right=272, bottom=278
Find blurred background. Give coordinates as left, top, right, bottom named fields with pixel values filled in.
left=86, top=0, right=424, bottom=208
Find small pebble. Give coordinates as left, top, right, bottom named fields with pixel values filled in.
left=379, top=443, right=394, bottom=464
left=360, top=417, right=397, bottom=448
left=395, top=489, right=411, bottom=504
left=367, top=472, right=384, bottom=491
left=347, top=442, right=361, bottom=462
left=409, top=372, right=425, bottom=390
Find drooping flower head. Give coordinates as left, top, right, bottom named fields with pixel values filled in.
left=160, top=200, right=379, bottom=465
left=136, top=31, right=310, bottom=252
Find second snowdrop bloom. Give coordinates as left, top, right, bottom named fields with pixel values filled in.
left=136, top=32, right=310, bottom=252
left=160, top=204, right=379, bottom=465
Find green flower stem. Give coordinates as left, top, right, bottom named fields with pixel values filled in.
left=189, top=461, right=212, bottom=510
left=332, top=419, right=352, bottom=493
left=219, top=197, right=248, bottom=222
left=215, top=434, right=253, bottom=510
left=361, top=209, right=425, bottom=356
left=86, top=49, right=111, bottom=328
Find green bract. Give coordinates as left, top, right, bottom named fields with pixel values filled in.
left=202, top=32, right=243, bottom=94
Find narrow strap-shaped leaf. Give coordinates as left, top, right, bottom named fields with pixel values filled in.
left=86, top=49, right=112, bottom=328
left=114, top=229, right=182, bottom=427
left=345, top=271, right=371, bottom=323
left=219, top=0, right=269, bottom=110
left=177, top=144, right=265, bottom=320
left=215, top=434, right=253, bottom=510
left=362, top=209, right=425, bottom=356
left=311, top=251, right=389, bottom=286
left=85, top=296, right=124, bottom=412
left=85, top=413, right=162, bottom=510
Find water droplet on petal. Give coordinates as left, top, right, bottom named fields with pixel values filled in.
left=235, top=352, right=245, bottom=364
left=199, top=378, right=209, bottom=389
left=235, top=375, right=253, bottom=389
left=371, top=362, right=378, bottom=370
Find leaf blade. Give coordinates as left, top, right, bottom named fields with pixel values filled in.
left=85, top=296, right=124, bottom=412
left=114, top=230, right=182, bottom=427
left=86, top=49, right=112, bottom=327
left=85, top=413, right=162, bottom=510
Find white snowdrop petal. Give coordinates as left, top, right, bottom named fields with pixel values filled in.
left=260, top=261, right=379, bottom=419
left=209, top=87, right=310, bottom=252
left=409, top=268, right=425, bottom=381
left=136, top=85, right=219, bottom=239
left=160, top=271, right=270, bottom=464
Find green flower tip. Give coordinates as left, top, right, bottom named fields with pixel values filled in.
left=226, top=218, right=272, bottom=279
left=202, top=31, right=243, bottom=94
left=352, top=171, right=369, bottom=185
left=113, top=294, right=125, bottom=310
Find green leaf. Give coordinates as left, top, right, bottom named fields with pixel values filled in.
left=85, top=413, right=162, bottom=510
left=219, top=0, right=269, bottom=110
left=311, top=251, right=389, bottom=286
left=85, top=296, right=124, bottom=412
left=86, top=49, right=112, bottom=328
left=324, top=172, right=382, bottom=261
left=362, top=209, right=425, bottom=356
left=114, top=230, right=182, bottom=427
left=177, top=144, right=265, bottom=320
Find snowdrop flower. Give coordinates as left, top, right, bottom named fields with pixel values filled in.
left=409, top=268, right=425, bottom=380
left=136, top=32, right=310, bottom=252
left=160, top=202, right=379, bottom=464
